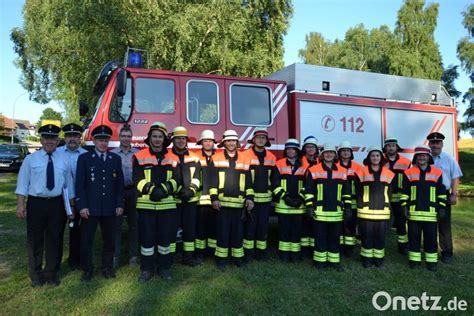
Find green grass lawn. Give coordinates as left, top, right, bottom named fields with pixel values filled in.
left=458, top=148, right=474, bottom=196
left=1, top=172, right=473, bottom=315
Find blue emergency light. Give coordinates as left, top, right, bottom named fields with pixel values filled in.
left=128, top=52, right=143, bottom=68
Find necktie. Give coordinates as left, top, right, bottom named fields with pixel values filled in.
left=47, top=153, right=55, bottom=190
left=101, top=153, right=105, bottom=162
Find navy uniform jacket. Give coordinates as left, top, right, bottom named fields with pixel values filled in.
left=75, top=151, right=124, bottom=216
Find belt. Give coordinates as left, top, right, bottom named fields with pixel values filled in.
left=29, top=195, right=62, bottom=200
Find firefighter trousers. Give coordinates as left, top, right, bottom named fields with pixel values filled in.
left=215, top=207, right=244, bottom=260
left=313, top=220, right=343, bottom=264
left=408, top=220, right=438, bottom=265
left=359, top=219, right=388, bottom=264
left=138, top=209, right=176, bottom=272
left=176, top=202, right=197, bottom=259
left=243, top=202, right=271, bottom=257
left=196, top=205, right=217, bottom=255
left=301, top=216, right=314, bottom=252
left=391, top=202, right=408, bottom=246
left=277, top=213, right=303, bottom=257
left=438, top=196, right=453, bottom=258
left=342, top=208, right=358, bottom=248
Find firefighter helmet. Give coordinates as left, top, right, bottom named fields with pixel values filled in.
left=412, top=144, right=434, bottom=165
left=319, top=142, right=337, bottom=156
left=218, top=130, right=240, bottom=148
left=338, top=140, right=354, bottom=160
left=144, top=122, right=170, bottom=147
left=363, top=145, right=386, bottom=166
left=197, top=129, right=216, bottom=145
left=171, top=126, right=188, bottom=139
left=248, top=127, right=271, bottom=147
left=384, top=136, right=403, bottom=152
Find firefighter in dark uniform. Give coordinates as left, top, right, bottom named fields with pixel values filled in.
left=305, top=143, right=351, bottom=271
left=133, top=122, right=181, bottom=281
left=243, top=128, right=276, bottom=261
left=57, top=123, right=87, bottom=270
left=401, top=145, right=447, bottom=272
left=355, top=146, right=394, bottom=268
left=195, top=130, right=217, bottom=259
left=383, top=137, right=411, bottom=255
left=16, top=124, right=74, bottom=287
left=210, top=130, right=254, bottom=270
left=171, top=126, right=202, bottom=266
left=301, top=135, right=319, bottom=256
left=272, top=139, right=308, bottom=262
left=337, top=140, right=363, bottom=256
left=76, top=125, right=124, bottom=281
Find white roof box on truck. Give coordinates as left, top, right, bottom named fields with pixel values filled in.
left=266, top=63, right=453, bottom=106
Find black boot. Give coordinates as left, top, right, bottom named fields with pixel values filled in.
left=138, top=270, right=153, bottom=282
left=426, top=263, right=438, bottom=272
left=374, top=258, right=385, bottom=269
left=313, top=261, right=327, bottom=270
left=398, top=243, right=408, bottom=256
left=408, top=261, right=421, bottom=269
left=361, top=256, right=372, bottom=268
left=216, top=258, right=228, bottom=271
left=279, top=251, right=290, bottom=263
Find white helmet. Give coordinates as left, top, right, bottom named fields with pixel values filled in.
left=218, top=130, right=240, bottom=148
left=197, top=129, right=215, bottom=145
left=319, top=142, right=337, bottom=156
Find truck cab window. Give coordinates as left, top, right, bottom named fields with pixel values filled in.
left=135, top=78, right=175, bottom=113
left=109, top=78, right=132, bottom=122
left=187, top=80, right=219, bottom=124
left=230, top=84, right=272, bottom=126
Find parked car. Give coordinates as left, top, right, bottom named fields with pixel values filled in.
left=0, top=144, right=29, bottom=172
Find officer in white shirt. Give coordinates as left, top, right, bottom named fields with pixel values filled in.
left=57, top=123, right=87, bottom=269
left=15, top=124, right=75, bottom=287
left=427, top=132, right=463, bottom=263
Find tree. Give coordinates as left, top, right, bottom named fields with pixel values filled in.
left=37, top=107, right=63, bottom=127
left=299, top=0, right=442, bottom=80
left=390, top=0, right=442, bottom=79
left=457, top=4, right=474, bottom=135
left=11, top=1, right=293, bottom=117
left=441, top=65, right=461, bottom=101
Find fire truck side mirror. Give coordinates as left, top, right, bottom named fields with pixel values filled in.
left=79, top=100, right=89, bottom=117
left=117, top=69, right=127, bottom=97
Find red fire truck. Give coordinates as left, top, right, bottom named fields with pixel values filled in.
left=82, top=50, right=457, bottom=162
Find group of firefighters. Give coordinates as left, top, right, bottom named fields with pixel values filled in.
left=16, top=121, right=462, bottom=287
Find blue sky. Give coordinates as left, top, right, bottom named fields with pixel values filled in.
left=0, top=0, right=471, bottom=136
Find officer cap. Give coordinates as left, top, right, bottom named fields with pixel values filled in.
left=39, top=124, right=60, bottom=137
left=248, top=127, right=271, bottom=147
left=363, top=145, right=387, bottom=166
left=218, top=130, right=240, bottom=148
left=412, top=144, right=434, bottom=165
left=197, top=129, right=216, bottom=145
left=383, top=136, right=403, bottom=152
left=145, top=122, right=170, bottom=147
left=62, top=123, right=83, bottom=136
left=91, top=125, right=112, bottom=139
left=427, top=132, right=445, bottom=142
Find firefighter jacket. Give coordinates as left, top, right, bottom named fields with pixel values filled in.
left=133, top=147, right=181, bottom=211
left=272, top=158, right=309, bottom=214
left=195, top=149, right=215, bottom=206
left=172, top=148, right=201, bottom=204
left=355, top=166, right=395, bottom=220
left=209, top=150, right=254, bottom=208
left=244, top=147, right=277, bottom=203
left=385, top=154, right=411, bottom=202
left=339, top=160, right=363, bottom=209
left=304, top=162, right=351, bottom=222
left=400, top=165, right=447, bottom=222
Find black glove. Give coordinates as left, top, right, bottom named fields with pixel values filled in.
left=142, top=182, right=154, bottom=195
left=150, top=187, right=167, bottom=202
left=179, top=188, right=195, bottom=202
left=306, top=206, right=315, bottom=219
left=344, top=206, right=352, bottom=225
left=437, top=208, right=447, bottom=221
left=283, top=195, right=293, bottom=206
left=402, top=206, right=410, bottom=220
